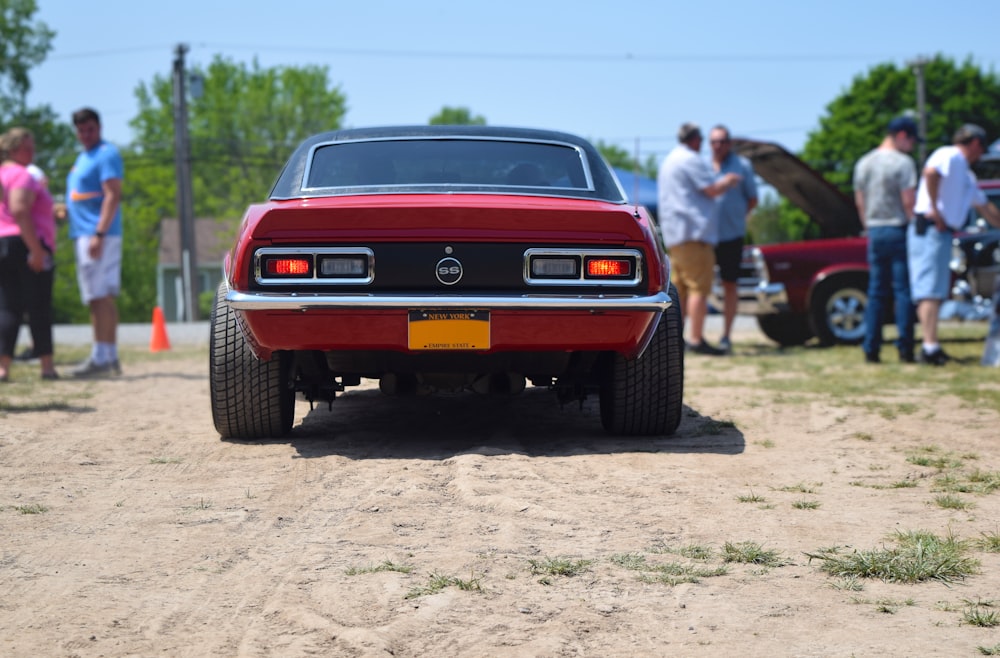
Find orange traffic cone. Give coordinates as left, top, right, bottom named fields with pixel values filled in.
left=150, top=306, right=171, bottom=352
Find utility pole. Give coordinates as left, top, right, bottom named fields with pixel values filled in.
left=908, top=55, right=930, bottom=165
left=172, top=43, right=198, bottom=321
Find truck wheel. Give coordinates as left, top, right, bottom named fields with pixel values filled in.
left=599, top=285, right=684, bottom=436
left=810, top=277, right=867, bottom=346
left=209, top=283, right=294, bottom=439
left=757, top=314, right=814, bottom=347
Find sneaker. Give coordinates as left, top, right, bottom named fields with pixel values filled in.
left=864, top=352, right=881, bottom=364
left=111, top=359, right=122, bottom=375
left=918, top=347, right=950, bottom=366
left=41, top=371, right=60, bottom=381
left=719, top=337, right=733, bottom=354
left=899, top=350, right=916, bottom=364
left=689, top=340, right=726, bottom=356
left=71, top=357, right=115, bottom=378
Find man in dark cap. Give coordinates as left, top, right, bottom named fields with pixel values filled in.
left=853, top=116, right=920, bottom=364
left=910, top=123, right=1000, bottom=365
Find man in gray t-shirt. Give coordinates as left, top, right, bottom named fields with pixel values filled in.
left=852, top=116, right=919, bottom=363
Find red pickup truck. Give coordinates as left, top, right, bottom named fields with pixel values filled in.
left=721, top=141, right=1000, bottom=346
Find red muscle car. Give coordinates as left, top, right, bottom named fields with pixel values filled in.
left=210, top=126, right=683, bottom=439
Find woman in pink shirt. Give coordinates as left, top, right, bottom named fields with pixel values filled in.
left=0, top=127, right=59, bottom=381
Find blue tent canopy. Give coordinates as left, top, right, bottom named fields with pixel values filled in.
left=612, top=167, right=658, bottom=219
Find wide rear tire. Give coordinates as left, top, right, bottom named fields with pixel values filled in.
left=209, top=284, right=294, bottom=439
left=599, top=285, right=684, bottom=436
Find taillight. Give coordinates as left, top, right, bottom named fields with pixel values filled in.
left=524, top=249, right=642, bottom=286
left=318, top=255, right=368, bottom=277
left=255, top=247, right=374, bottom=285
left=265, top=257, right=312, bottom=277
left=585, top=258, right=631, bottom=278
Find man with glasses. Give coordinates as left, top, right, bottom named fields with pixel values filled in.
left=853, top=116, right=920, bottom=364
left=910, top=123, right=1000, bottom=365
left=709, top=125, right=757, bottom=353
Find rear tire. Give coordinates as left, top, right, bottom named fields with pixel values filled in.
left=209, top=283, right=294, bottom=439
left=599, top=285, right=684, bottom=436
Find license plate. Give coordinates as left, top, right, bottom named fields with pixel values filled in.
left=408, top=310, right=490, bottom=350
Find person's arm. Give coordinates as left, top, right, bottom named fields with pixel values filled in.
left=9, top=187, right=46, bottom=272
left=973, top=200, right=1000, bottom=229
left=701, top=172, right=741, bottom=199
left=89, top=177, right=122, bottom=258
left=901, top=187, right=916, bottom=221
left=854, top=189, right=867, bottom=229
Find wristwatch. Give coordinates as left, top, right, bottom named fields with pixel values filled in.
left=95, top=231, right=106, bottom=238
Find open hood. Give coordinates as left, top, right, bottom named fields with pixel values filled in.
left=732, top=138, right=862, bottom=238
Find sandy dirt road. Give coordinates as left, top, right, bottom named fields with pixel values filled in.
left=2, top=332, right=999, bottom=657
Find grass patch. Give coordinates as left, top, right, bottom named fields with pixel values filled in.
left=934, top=494, right=974, bottom=511
left=792, top=499, right=821, bottom=510
left=973, top=530, right=1000, bottom=553
left=806, top=530, right=979, bottom=584
left=610, top=551, right=727, bottom=585
left=528, top=556, right=592, bottom=579
left=964, top=605, right=1000, bottom=628
left=737, top=490, right=766, bottom=503
left=722, top=541, right=785, bottom=567
left=699, top=326, right=1000, bottom=410
left=345, top=559, right=414, bottom=576
left=404, top=571, right=483, bottom=598
left=14, top=503, right=49, bottom=515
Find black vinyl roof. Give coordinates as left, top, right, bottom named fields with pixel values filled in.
left=269, top=125, right=627, bottom=204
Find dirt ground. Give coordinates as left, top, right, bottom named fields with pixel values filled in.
left=2, top=327, right=999, bottom=658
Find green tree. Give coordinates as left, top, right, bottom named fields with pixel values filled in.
left=103, top=57, right=347, bottom=322
left=0, top=0, right=52, bottom=120
left=428, top=106, right=486, bottom=125
left=802, top=55, right=1000, bottom=194
left=595, top=140, right=658, bottom=179
left=130, top=55, right=348, bottom=219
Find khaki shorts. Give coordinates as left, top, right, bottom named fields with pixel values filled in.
left=668, top=241, right=716, bottom=299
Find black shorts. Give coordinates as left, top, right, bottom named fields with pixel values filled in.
left=714, top=237, right=744, bottom=283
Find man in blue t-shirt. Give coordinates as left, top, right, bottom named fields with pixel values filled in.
left=66, top=107, right=124, bottom=377
left=709, top=125, right=757, bottom=353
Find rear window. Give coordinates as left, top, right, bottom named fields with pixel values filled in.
left=303, top=138, right=592, bottom=191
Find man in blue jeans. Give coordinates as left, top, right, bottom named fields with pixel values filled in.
left=853, top=116, right=920, bottom=363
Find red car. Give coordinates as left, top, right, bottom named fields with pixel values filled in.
left=210, top=126, right=683, bottom=439
left=725, top=139, right=1000, bottom=346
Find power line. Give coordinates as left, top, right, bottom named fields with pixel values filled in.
left=45, top=43, right=998, bottom=65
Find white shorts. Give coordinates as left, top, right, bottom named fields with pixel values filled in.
left=75, top=235, right=122, bottom=304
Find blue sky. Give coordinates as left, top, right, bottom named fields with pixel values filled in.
left=27, top=0, right=1000, bottom=163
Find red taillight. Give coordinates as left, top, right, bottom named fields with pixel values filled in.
left=266, top=258, right=311, bottom=276
left=587, top=259, right=631, bottom=277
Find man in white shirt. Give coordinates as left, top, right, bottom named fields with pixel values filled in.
left=910, top=124, right=1000, bottom=365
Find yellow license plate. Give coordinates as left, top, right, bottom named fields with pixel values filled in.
left=408, top=310, right=490, bottom=350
